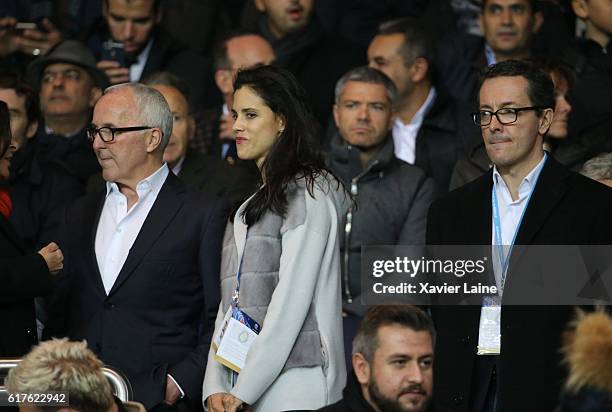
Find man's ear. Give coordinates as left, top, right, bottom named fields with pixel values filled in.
left=532, top=11, right=544, bottom=34
left=26, top=118, right=39, bottom=139
left=332, top=104, right=340, bottom=128
left=352, top=352, right=371, bottom=385
left=410, top=57, right=429, bottom=84
left=254, top=0, right=266, bottom=12
left=147, top=128, right=163, bottom=153
left=538, top=107, right=554, bottom=136
left=90, top=87, right=103, bottom=108
left=571, top=0, right=589, bottom=20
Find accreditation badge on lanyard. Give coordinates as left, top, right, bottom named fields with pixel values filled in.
left=213, top=239, right=261, bottom=373
left=477, top=156, right=545, bottom=355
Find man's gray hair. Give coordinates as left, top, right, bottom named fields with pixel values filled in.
left=580, top=152, right=612, bottom=182
left=6, top=338, right=115, bottom=412
left=105, top=82, right=173, bottom=149
left=334, top=66, right=397, bottom=106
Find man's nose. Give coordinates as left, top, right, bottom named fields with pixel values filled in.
left=357, top=106, right=370, bottom=121
left=501, top=9, right=513, bottom=25
left=122, top=21, right=135, bottom=39
left=91, top=133, right=106, bottom=150
left=51, top=73, right=65, bottom=88
left=405, top=361, right=424, bottom=384
left=488, top=113, right=504, bottom=132
left=9, top=138, right=19, bottom=153
left=558, top=96, right=572, bottom=115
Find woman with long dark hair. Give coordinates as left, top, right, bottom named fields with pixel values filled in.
left=203, top=65, right=347, bottom=411
left=0, top=100, right=64, bottom=357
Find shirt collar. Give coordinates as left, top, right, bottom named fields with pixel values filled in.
left=44, top=124, right=83, bottom=138
left=136, top=38, right=153, bottom=65
left=171, top=155, right=186, bottom=176
left=105, top=163, right=169, bottom=197
left=395, top=86, right=437, bottom=128
left=492, top=153, right=547, bottom=200
left=484, top=43, right=497, bottom=66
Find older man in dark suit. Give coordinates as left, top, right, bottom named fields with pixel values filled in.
left=47, top=83, right=228, bottom=411
left=426, top=60, right=612, bottom=412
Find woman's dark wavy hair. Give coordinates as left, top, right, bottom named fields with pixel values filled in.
left=233, top=65, right=330, bottom=225
left=0, top=101, right=11, bottom=159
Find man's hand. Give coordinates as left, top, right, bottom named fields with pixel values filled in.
left=207, top=393, right=227, bottom=412
left=15, top=18, right=62, bottom=56
left=218, top=112, right=235, bottom=141
left=207, top=393, right=247, bottom=412
left=0, top=17, right=19, bottom=57
left=222, top=394, right=245, bottom=412
left=164, top=377, right=181, bottom=405
left=37, top=242, right=63, bottom=274
left=97, top=60, right=130, bottom=85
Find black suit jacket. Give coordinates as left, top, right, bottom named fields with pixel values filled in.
left=0, top=213, right=51, bottom=357
left=47, top=172, right=229, bottom=410
left=426, top=156, right=612, bottom=412
left=179, top=149, right=259, bottom=208
left=414, top=92, right=477, bottom=192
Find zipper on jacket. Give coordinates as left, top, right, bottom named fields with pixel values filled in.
left=343, top=160, right=379, bottom=304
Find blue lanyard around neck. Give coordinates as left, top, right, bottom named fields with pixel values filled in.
left=232, top=231, right=247, bottom=308
left=491, top=154, right=547, bottom=287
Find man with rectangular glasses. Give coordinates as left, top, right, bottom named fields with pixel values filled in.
left=46, top=82, right=229, bottom=411
left=426, top=60, right=612, bottom=412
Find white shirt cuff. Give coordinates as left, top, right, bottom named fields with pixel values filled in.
left=167, top=374, right=185, bottom=399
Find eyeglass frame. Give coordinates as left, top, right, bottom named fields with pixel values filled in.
left=86, top=125, right=153, bottom=143
left=472, top=106, right=543, bottom=126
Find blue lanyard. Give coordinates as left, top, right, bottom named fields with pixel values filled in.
left=232, top=231, right=247, bottom=308
left=491, top=154, right=547, bottom=287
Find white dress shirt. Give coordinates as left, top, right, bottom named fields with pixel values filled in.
left=95, top=164, right=169, bottom=294
left=129, top=39, right=153, bottom=82
left=484, top=43, right=497, bottom=67
left=491, top=154, right=547, bottom=248
left=392, top=87, right=437, bottom=164
left=477, top=154, right=547, bottom=355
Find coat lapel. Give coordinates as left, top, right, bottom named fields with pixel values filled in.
left=79, top=191, right=107, bottom=296
left=467, top=171, right=494, bottom=245
left=514, top=157, right=569, bottom=245
left=106, top=173, right=184, bottom=297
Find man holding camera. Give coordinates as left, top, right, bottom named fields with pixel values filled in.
left=82, top=0, right=212, bottom=110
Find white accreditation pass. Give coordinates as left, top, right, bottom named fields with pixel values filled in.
left=213, top=307, right=259, bottom=372
left=213, top=246, right=261, bottom=373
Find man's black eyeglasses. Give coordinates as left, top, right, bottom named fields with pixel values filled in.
left=86, top=125, right=153, bottom=143
left=472, top=106, right=542, bottom=126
